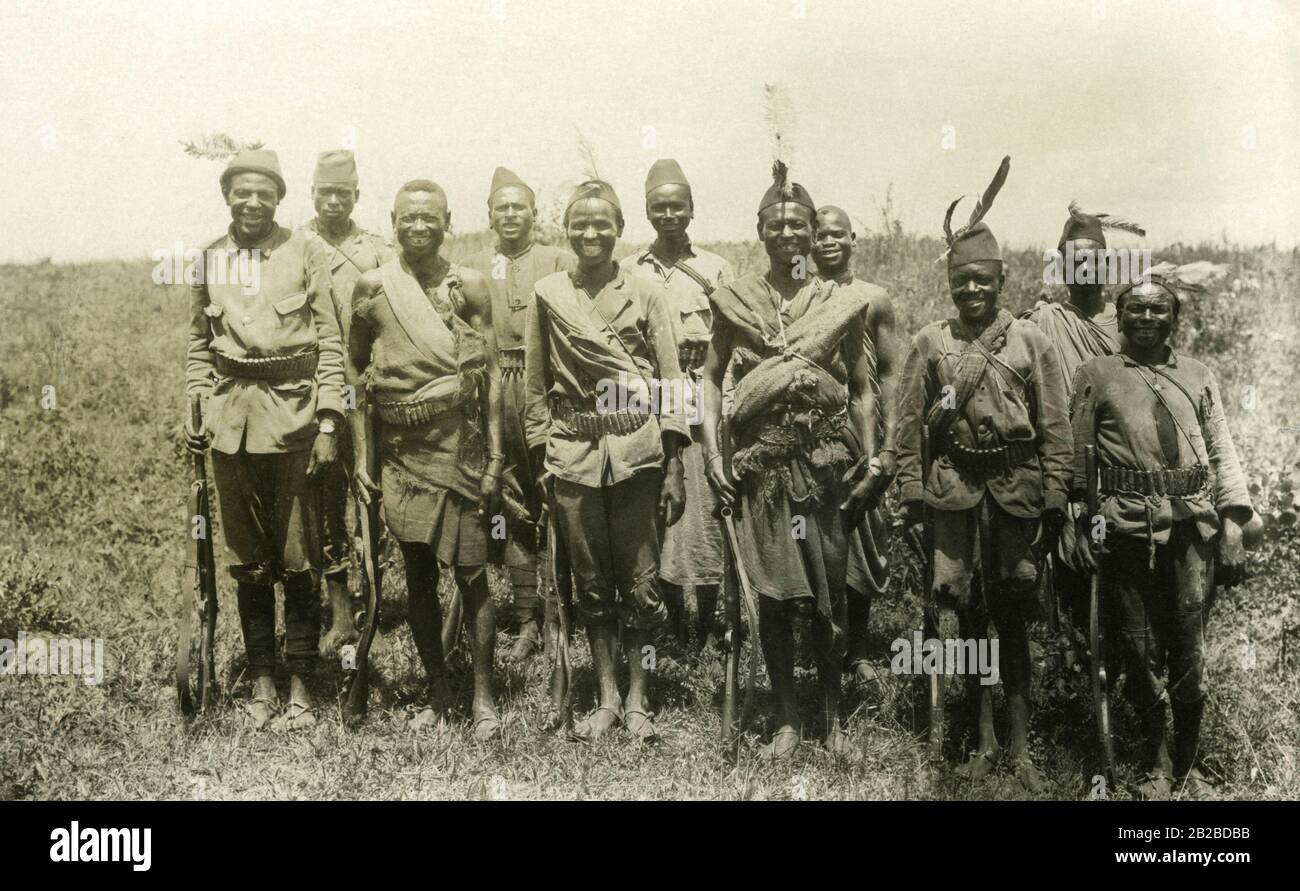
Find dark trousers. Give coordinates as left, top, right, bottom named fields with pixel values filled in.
left=236, top=572, right=321, bottom=675
left=1107, top=521, right=1210, bottom=711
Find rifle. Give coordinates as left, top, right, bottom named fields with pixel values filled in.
left=717, top=416, right=760, bottom=753
left=1084, top=444, right=1116, bottom=784
left=919, top=424, right=943, bottom=760
left=719, top=505, right=761, bottom=751
left=343, top=402, right=382, bottom=725
left=176, top=394, right=219, bottom=717
left=545, top=484, right=575, bottom=733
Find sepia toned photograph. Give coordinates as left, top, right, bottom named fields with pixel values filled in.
left=1, top=0, right=1296, bottom=841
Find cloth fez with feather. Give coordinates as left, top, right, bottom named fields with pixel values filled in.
left=942, top=156, right=1010, bottom=268
left=1058, top=201, right=1146, bottom=250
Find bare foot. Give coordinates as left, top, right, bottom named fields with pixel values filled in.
left=760, top=726, right=801, bottom=761
left=956, top=747, right=1001, bottom=781
left=502, top=621, right=541, bottom=666
left=246, top=676, right=279, bottom=731
left=1010, top=754, right=1047, bottom=794
left=824, top=727, right=863, bottom=763
left=472, top=708, right=502, bottom=743
left=277, top=699, right=317, bottom=731
left=575, top=705, right=622, bottom=740
left=408, top=707, right=450, bottom=732
left=319, top=620, right=360, bottom=657
left=849, top=659, right=884, bottom=685
left=624, top=709, right=658, bottom=743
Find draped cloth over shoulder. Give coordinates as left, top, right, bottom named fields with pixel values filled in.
left=380, top=260, right=486, bottom=413
left=366, top=259, right=490, bottom=551
left=711, top=273, right=870, bottom=635
left=533, top=276, right=652, bottom=385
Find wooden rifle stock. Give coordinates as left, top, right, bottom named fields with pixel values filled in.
left=176, top=394, right=219, bottom=717
left=920, top=425, right=943, bottom=759
left=344, top=403, right=382, bottom=725
left=1084, top=445, right=1116, bottom=783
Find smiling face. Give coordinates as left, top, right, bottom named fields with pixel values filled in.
left=312, top=183, right=358, bottom=228
left=948, top=259, right=1004, bottom=324
left=392, top=190, right=449, bottom=263
left=813, top=206, right=855, bottom=275
left=1118, top=284, right=1177, bottom=351
left=646, top=184, right=692, bottom=239
left=757, top=202, right=815, bottom=272
left=225, top=172, right=279, bottom=242
left=489, top=185, right=535, bottom=244
left=566, top=198, right=622, bottom=269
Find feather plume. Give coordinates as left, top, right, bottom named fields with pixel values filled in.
left=1069, top=200, right=1146, bottom=237
left=941, top=155, right=1009, bottom=250
left=1095, top=214, right=1146, bottom=237
left=966, top=155, right=1010, bottom=231
left=771, top=160, right=792, bottom=201
left=942, top=197, right=962, bottom=245
left=763, top=82, right=797, bottom=174
left=179, top=132, right=263, bottom=161
left=574, top=127, right=601, bottom=180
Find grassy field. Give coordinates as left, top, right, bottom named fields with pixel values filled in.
left=1, top=229, right=1297, bottom=801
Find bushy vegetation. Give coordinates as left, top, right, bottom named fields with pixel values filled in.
left=0, top=226, right=1295, bottom=800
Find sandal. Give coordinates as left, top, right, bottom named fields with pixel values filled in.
left=472, top=712, right=503, bottom=743
left=574, top=706, right=623, bottom=741
left=245, top=696, right=280, bottom=731
left=277, top=699, right=317, bottom=732
left=955, top=747, right=1001, bottom=781
left=624, top=709, right=659, bottom=743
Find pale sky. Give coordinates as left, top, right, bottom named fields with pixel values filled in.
left=2, top=0, right=1297, bottom=262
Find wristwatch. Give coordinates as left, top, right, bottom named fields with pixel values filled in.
left=318, top=417, right=337, bottom=435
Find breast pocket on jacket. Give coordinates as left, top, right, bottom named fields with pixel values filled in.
left=272, top=292, right=310, bottom=326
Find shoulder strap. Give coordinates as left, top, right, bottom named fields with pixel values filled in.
left=672, top=258, right=714, bottom=297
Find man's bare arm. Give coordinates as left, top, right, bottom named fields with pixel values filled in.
left=459, top=269, right=505, bottom=475
left=867, top=294, right=901, bottom=457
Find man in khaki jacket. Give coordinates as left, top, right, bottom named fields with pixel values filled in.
left=185, top=148, right=345, bottom=731
left=299, top=149, right=392, bottom=655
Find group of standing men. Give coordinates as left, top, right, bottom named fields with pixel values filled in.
left=184, top=146, right=1252, bottom=797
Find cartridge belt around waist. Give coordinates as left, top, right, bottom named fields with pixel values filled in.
left=214, top=348, right=318, bottom=381
left=375, top=389, right=469, bottom=426
left=1099, top=464, right=1208, bottom=497
left=945, top=437, right=1038, bottom=476
left=498, top=346, right=526, bottom=377
left=549, top=395, right=652, bottom=439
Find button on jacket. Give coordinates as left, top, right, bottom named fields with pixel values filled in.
left=187, top=224, right=345, bottom=454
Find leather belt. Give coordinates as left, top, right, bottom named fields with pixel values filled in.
left=214, top=348, right=318, bottom=381
left=945, top=437, right=1037, bottom=476
left=1099, top=464, right=1208, bottom=497
left=375, top=390, right=468, bottom=426
left=549, top=395, right=651, bottom=439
